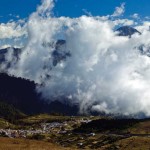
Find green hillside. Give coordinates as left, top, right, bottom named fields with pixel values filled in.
left=0, top=101, right=26, bottom=123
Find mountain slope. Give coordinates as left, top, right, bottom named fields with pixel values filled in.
left=0, top=73, right=78, bottom=115
left=0, top=73, right=43, bottom=114
left=0, top=101, right=26, bottom=122
left=116, top=26, right=141, bottom=37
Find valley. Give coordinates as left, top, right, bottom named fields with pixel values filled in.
left=0, top=114, right=150, bottom=150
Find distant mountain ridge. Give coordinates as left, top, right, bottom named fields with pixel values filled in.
left=116, top=26, right=141, bottom=37
left=0, top=40, right=71, bottom=69
left=0, top=26, right=142, bottom=63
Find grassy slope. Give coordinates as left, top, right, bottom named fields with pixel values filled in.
left=0, top=118, right=14, bottom=128
left=0, top=101, right=26, bottom=121
left=19, top=114, right=71, bottom=124
left=127, top=120, right=150, bottom=134
left=0, top=137, right=74, bottom=150
left=0, top=101, right=26, bottom=128
left=114, top=137, right=150, bottom=150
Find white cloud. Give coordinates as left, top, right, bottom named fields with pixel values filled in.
left=36, top=0, right=54, bottom=17
left=82, top=9, right=92, bottom=16
left=112, top=3, right=125, bottom=17
left=16, top=15, right=20, bottom=18
left=113, top=19, right=134, bottom=26
left=2, top=0, right=150, bottom=117
left=131, top=13, right=139, bottom=19
left=0, top=22, right=27, bottom=39
left=0, top=44, right=11, bottom=49
left=145, top=16, right=150, bottom=20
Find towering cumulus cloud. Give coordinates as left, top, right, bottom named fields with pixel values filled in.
left=3, top=0, right=150, bottom=117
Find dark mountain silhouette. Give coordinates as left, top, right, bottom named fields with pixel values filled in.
left=116, top=26, right=141, bottom=37
left=0, top=73, right=78, bottom=115
left=0, top=73, right=43, bottom=114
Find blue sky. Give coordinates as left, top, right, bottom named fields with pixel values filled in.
left=54, top=0, right=149, bottom=18
left=0, top=0, right=149, bottom=22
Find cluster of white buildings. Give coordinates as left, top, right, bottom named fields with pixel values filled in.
left=0, top=118, right=92, bottom=138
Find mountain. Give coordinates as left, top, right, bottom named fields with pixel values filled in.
left=0, top=73, right=78, bottom=115
left=0, top=40, right=70, bottom=69
left=139, top=44, right=150, bottom=57
left=116, top=26, right=150, bottom=56
left=0, top=47, right=21, bottom=62
left=0, top=73, right=43, bottom=114
left=52, top=40, right=71, bottom=66
left=116, top=26, right=141, bottom=37
left=0, top=40, right=77, bottom=115
left=1, top=27, right=141, bottom=69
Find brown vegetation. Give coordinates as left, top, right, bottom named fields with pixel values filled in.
left=0, top=137, right=74, bottom=150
